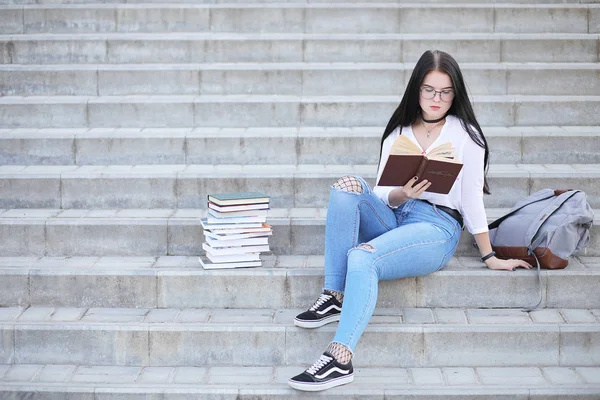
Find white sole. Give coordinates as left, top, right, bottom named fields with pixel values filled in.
left=288, top=374, right=354, bottom=392
left=293, top=314, right=340, bottom=328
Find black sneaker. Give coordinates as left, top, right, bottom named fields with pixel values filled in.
left=288, top=351, right=353, bottom=391
left=294, top=291, right=342, bottom=328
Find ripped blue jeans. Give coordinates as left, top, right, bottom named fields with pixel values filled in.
left=324, top=176, right=461, bottom=352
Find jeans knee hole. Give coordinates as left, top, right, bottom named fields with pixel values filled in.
left=332, top=176, right=364, bottom=194
left=356, top=243, right=376, bottom=253
left=332, top=186, right=362, bottom=196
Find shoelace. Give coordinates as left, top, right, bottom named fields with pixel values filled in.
left=306, top=354, right=333, bottom=375
left=309, top=293, right=332, bottom=311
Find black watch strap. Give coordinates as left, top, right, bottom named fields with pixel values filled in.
left=481, top=251, right=496, bottom=262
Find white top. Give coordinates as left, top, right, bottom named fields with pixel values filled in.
left=373, top=115, right=489, bottom=235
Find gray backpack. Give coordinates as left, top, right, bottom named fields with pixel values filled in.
left=487, top=188, right=594, bottom=309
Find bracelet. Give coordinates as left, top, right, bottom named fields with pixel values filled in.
left=481, top=251, right=496, bottom=263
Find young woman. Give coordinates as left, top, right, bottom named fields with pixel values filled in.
left=288, top=50, right=532, bottom=392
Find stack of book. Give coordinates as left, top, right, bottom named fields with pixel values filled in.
left=199, top=191, right=272, bottom=269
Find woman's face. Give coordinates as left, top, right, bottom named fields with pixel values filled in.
left=419, top=70, right=454, bottom=121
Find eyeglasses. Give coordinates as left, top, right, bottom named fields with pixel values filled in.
left=420, top=86, right=455, bottom=102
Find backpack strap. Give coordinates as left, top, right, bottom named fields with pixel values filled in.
left=521, top=190, right=580, bottom=312
left=487, top=191, right=556, bottom=231
left=474, top=191, right=557, bottom=253
left=523, top=249, right=543, bottom=312
left=525, top=190, right=581, bottom=247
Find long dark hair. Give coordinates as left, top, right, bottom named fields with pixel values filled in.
left=380, top=50, right=490, bottom=194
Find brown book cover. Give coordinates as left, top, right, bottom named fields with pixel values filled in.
left=378, top=137, right=463, bottom=194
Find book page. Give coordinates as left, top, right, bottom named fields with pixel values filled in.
left=389, top=135, right=422, bottom=155
left=426, top=142, right=461, bottom=163
left=390, top=136, right=459, bottom=162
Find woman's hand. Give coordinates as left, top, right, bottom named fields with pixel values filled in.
left=484, top=256, right=533, bottom=271
left=389, top=176, right=432, bottom=206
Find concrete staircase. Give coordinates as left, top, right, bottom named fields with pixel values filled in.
left=1, top=1, right=599, bottom=398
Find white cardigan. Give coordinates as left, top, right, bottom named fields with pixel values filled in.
left=373, top=115, right=489, bottom=235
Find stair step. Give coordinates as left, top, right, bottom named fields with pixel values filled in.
left=1, top=364, right=599, bottom=399
left=1, top=62, right=599, bottom=96
left=2, top=95, right=599, bottom=128
left=1, top=256, right=599, bottom=309
left=1, top=126, right=599, bottom=165
left=0, top=164, right=599, bottom=209
left=1, top=208, right=599, bottom=257
left=1, top=0, right=596, bottom=4
left=1, top=33, right=598, bottom=64
left=0, top=307, right=599, bottom=366
left=0, top=4, right=597, bottom=35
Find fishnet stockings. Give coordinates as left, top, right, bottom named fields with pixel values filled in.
left=326, top=342, right=353, bottom=364
left=333, top=176, right=363, bottom=194
left=324, top=176, right=358, bottom=366
left=325, top=289, right=344, bottom=303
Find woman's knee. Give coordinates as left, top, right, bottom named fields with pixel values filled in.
left=333, top=175, right=365, bottom=194
left=346, top=244, right=378, bottom=275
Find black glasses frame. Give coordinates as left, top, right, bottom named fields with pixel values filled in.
left=420, top=87, right=454, bottom=103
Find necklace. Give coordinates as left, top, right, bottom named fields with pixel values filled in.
left=422, top=114, right=446, bottom=124
left=422, top=117, right=445, bottom=138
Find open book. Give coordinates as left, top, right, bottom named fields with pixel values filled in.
left=378, top=135, right=463, bottom=194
